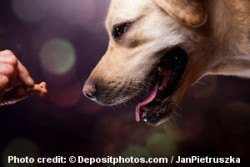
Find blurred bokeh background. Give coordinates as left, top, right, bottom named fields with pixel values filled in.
left=0, top=0, right=249, bottom=166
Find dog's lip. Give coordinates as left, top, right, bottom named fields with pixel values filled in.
left=135, top=47, right=188, bottom=125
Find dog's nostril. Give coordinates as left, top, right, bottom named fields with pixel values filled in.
left=83, top=82, right=97, bottom=100
left=84, top=92, right=95, bottom=99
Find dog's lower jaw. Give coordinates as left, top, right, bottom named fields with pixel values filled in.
left=134, top=47, right=189, bottom=125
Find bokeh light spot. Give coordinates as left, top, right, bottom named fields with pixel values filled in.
left=62, top=0, right=96, bottom=26
left=2, top=138, right=40, bottom=167
left=221, top=101, right=250, bottom=133
left=146, top=133, right=176, bottom=156
left=12, top=0, right=46, bottom=22
left=39, top=38, right=76, bottom=75
left=222, top=101, right=250, bottom=114
left=122, top=145, right=150, bottom=158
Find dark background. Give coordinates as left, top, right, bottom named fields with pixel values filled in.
left=0, top=0, right=249, bottom=166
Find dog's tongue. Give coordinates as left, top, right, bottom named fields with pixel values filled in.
left=135, top=68, right=172, bottom=122
left=135, top=83, right=159, bottom=122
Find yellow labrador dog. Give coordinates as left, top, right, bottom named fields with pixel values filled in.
left=83, top=0, right=250, bottom=125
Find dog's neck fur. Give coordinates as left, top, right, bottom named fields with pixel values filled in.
left=207, top=0, right=250, bottom=78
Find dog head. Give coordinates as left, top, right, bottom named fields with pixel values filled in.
left=83, top=0, right=213, bottom=125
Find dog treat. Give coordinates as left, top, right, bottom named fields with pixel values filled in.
left=26, top=82, right=48, bottom=96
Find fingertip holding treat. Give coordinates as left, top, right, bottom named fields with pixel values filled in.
left=27, top=77, right=35, bottom=86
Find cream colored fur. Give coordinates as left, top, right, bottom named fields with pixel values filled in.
left=85, top=0, right=250, bottom=122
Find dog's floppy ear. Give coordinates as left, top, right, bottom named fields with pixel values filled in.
left=155, top=0, right=207, bottom=27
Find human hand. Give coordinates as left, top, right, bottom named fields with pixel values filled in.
left=0, top=50, right=35, bottom=106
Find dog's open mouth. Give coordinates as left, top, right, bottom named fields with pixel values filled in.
left=136, top=47, right=188, bottom=125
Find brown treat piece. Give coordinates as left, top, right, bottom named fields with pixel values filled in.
left=27, top=82, right=48, bottom=96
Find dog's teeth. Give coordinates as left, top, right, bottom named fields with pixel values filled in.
left=159, top=86, right=164, bottom=91
left=158, top=67, right=162, bottom=72
left=143, top=118, right=148, bottom=122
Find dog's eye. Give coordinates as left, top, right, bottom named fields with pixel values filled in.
left=112, top=23, right=131, bottom=39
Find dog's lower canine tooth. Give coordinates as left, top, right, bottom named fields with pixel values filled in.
left=143, top=118, right=148, bottom=122
left=158, top=67, right=162, bottom=72
left=159, top=86, right=164, bottom=91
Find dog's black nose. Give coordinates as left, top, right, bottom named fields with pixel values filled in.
left=83, top=81, right=97, bottom=100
